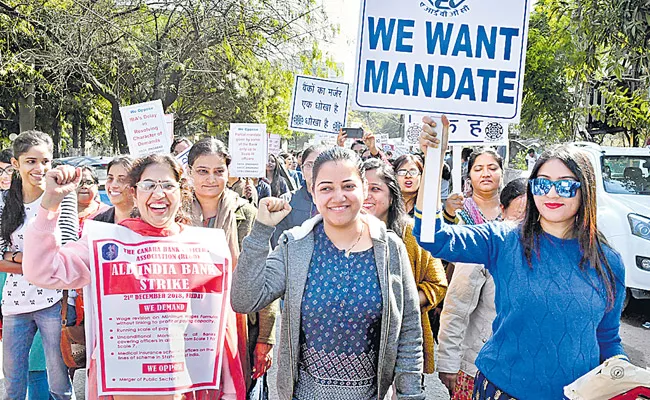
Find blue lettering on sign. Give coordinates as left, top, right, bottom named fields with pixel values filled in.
left=363, top=61, right=517, bottom=105
left=390, top=63, right=410, bottom=95
left=368, top=17, right=396, bottom=51
left=436, top=66, right=455, bottom=99
left=424, top=22, right=519, bottom=60
left=396, top=20, right=415, bottom=53
left=497, top=71, right=516, bottom=104
left=369, top=18, right=416, bottom=53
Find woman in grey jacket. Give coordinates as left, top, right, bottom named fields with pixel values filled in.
left=232, top=147, right=425, bottom=400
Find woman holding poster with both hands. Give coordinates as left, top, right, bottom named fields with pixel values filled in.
left=413, top=116, right=627, bottom=399
left=21, top=154, right=246, bottom=400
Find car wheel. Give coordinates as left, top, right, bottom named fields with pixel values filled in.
left=622, top=288, right=631, bottom=311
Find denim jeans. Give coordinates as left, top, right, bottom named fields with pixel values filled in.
left=28, top=370, right=55, bottom=400
left=2, top=302, right=73, bottom=400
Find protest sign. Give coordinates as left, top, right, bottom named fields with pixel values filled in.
left=354, top=0, right=532, bottom=121
left=120, top=100, right=172, bottom=157
left=407, top=114, right=508, bottom=145
left=289, top=75, right=350, bottom=135
left=175, top=145, right=191, bottom=174
left=228, top=124, right=268, bottom=178
left=84, top=221, right=231, bottom=396
left=268, top=133, right=282, bottom=155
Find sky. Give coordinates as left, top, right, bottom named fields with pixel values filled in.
left=320, top=0, right=361, bottom=83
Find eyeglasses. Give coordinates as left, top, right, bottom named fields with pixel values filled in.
left=396, top=169, right=421, bottom=177
left=136, top=180, right=180, bottom=193
left=302, top=161, right=314, bottom=171
left=78, top=179, right=98, bottom=187
left=0, top=166, right=15, bottom=176
left=529, top=178, right=581, bottom=198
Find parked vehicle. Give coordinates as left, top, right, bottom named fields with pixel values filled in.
left=574, top=143, right=650, bottom=308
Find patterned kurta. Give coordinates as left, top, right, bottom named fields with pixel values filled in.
left=294, top=223, right=382, bottom=400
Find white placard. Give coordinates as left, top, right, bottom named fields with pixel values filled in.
left=228, top=124, right=268, bottom=178
left=268, top=134, right=282, bottom=155
left=85, top=221, right=230, bottom=396
left=164, top=114, right=174, bottom=141
left=354, top=0, right=532, bottom=121
left=407, top=114, right=508, bottom=145
left=289, top=75, right=350, bottom=135
left=313, top=132, right=338, bottom=147
left=421, top=143, right=443, bottom=243
left=376, top=133, right=389, bottom=144
left=120, top=100, right=172, bottom=157
left=452, top=145, right=462, bottom=194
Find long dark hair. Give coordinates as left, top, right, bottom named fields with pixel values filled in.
left=521, top=144, right=617, bottom=308
left=187, top=137, right=231, bottom=168
left=363, top=159, right=409, bottom=235
left=267, top=153, right=287, bottom=197
left=1, top=131, right=53, bottom=247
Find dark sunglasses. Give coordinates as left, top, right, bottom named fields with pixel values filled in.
left=529, top=178, right=581, bottom=198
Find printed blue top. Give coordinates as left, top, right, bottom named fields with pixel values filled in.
left=413, top=209, right=626, bottom=399
left=294, top=223, right=382, bottom=400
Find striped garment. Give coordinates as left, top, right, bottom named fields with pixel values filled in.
left=0, top=192, right=78, bottom=315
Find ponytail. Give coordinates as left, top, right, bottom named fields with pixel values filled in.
left=1, top=172, right=26, bottom=248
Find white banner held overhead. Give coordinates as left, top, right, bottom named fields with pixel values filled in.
left=354, top=0, right=532, bottom=121
left=407, top=114, right=508, bottom=145
left=289, top=75, right=350, bottom=135
left=228, top=124, right=268, bottom=178
left=120, top=100, right=172, bottom=157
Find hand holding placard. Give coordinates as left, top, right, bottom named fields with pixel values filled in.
left=417, top=115, right=450, bottom=243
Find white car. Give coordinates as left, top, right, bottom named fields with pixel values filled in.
left=574, top=143, right=650, bottom=307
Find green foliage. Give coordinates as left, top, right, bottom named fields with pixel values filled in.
left=0, top=0, right=333, bottom=152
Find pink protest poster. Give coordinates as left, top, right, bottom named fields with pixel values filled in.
left=84, top=221, right=231, bottom=396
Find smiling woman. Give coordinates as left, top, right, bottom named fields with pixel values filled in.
left=415, top=118, right=628, bottom=399
left=20, top=153, right=247, bottom=399
left=232, top=147, right=426, bottom=400
left=0, top=130, right=78, bottom=400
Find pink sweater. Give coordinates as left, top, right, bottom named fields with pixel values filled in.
left=23, top=207, right=240, bottom=400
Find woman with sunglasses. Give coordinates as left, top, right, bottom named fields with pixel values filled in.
left=21, top=154, right=245, bottom=399
left=414, top=117, right=626, bottom=400
left=392, top=155, right=424, bottom=217
left=77, top=166, right=110, bottom=235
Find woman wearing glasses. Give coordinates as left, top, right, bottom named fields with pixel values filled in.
left=0, top=149, right=15, bottom=191
left=77, top=166, right=110, bottom=234
left=415, top=117, right=626, bottom=400
left=392, top=155, right=424, bottom=217
left=20, top=154, right=245, bottom=399
left=188, top=138, right=278, bottom=397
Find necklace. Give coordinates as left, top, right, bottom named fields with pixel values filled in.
left=345, top=224, right=364, bottom=258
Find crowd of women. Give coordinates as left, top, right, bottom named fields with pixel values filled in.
left=0, top=117, right=628, bottom=400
